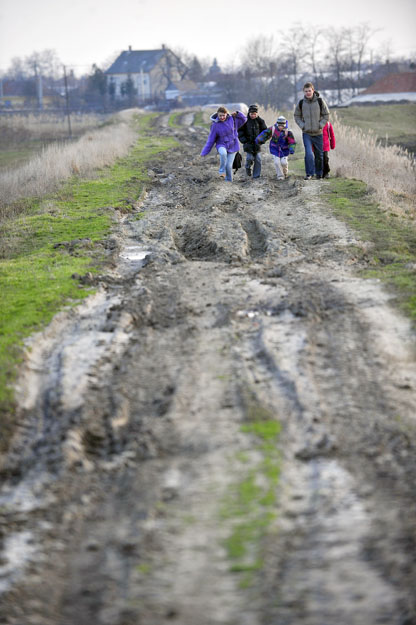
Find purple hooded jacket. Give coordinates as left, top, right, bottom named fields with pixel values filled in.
left=200, top=111, right=247, bottom=156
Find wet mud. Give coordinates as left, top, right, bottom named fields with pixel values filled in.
left=0, top=112, right=415, bottom=625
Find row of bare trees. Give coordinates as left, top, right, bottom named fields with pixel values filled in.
left=1, top=23, right=413, bottom=110
left=233, top=23, right=383, bottom=105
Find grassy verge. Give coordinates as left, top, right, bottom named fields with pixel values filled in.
left=0, top=112, right=177, bottom=449
left=323, top=177, right=416, bottom=322
left=221, top=398, right=281, bottom=589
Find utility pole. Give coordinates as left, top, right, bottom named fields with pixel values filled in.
left=63, top=65, right=72, bottom=138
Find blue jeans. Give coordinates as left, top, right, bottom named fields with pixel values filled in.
left=245, top=152, right=262, bottom=178
left=218, top=147, right=236, bottom=181
left=302, top=133, right=323, bottom=177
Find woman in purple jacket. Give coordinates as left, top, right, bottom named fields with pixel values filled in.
left=200, top=106, right=247, bottom=182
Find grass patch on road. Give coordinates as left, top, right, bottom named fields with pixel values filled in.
left=0, top=113, right=177, bottom=450
left=323, top=177, right=416, bottom=322
left=221, top=398, right=281, bottom=589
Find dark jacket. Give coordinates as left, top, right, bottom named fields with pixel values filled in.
left=238, top=116, right=267, bottom=154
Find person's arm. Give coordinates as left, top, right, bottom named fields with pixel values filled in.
left=238, top=122, right=248, bottom=145
left=294, top=103, right=304, bottom=129
left=287, top=131, right=296, bottom=146
left=200, top=125, right=217, bottom=156
left=233, top=110, right=248, bottom=129
left=329, top=123, right=336, bottom=149
left=319, top=99, right=330, bottom=129
left=256, top=127, right=272, bottom=145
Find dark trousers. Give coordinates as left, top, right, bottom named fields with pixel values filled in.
left=323, top=151, right=330, bottom=177
left=303, top=133, right=323, bottom=177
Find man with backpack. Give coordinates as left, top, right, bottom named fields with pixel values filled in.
left=294, top=82, right=330, bottom=180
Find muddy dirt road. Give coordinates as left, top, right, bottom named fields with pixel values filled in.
left=1, top=113, right=416, bottom=625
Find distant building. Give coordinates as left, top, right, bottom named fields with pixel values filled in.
left=343, top=72, right=416, bottom=105
left=208, top=58, right=222, bottom=77
left=105, top=46, right=187, bottom=103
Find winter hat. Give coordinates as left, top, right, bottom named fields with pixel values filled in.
left=248, top=104, right=259, bottom=113
left=276, top=115, right=287, bottom=125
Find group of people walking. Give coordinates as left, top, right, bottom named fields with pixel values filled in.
left=200, top=82, right=335, bottom=182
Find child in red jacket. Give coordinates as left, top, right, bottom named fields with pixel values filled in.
left=322, top=121, right=336, bottom=178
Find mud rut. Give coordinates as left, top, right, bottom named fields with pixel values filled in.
left=1, top=113, right=416, bottom=625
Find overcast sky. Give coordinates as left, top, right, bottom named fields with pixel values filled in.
left=1, top=0, right=415, bottom=74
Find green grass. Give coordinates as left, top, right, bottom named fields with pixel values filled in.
left=335, top=103, right=416, bottom=153
left=168, top=111, right=183, bottom=128
left=221, top=398, right=281, bottom=588
left=323, top=177, right=416, bottom=321
left=193, top=111, right=210, bottom=128
left=0, top=112, right=177, bottom=449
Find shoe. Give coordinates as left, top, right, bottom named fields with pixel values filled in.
left=246, top=169, right=252, bottom=177
left=304, top=175, right=312, bottom=180
left=219, top=173, right=225, bottom=178
left=277, top=176, right=284, bottom=181
left=315, top=175, right=323, bottom=179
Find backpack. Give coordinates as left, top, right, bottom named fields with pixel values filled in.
left=233, top=151, right=242, bottom=172
left=298, top=96, right=324, bottom=116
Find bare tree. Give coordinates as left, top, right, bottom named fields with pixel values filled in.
left=239, top=36, right=277, bottom=76
left=278, top=24, right=309, bottom=105
left=325, top=26, right=349, bottom=104
left=354, top=23, right=379, bottom=85
left=306, top=28, right=324, bottom=88
left=158, top=46, right=189, bottom=81
left=25, top=49, right=61, bottom=79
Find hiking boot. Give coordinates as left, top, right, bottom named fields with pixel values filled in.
left=304, top=175, right=312, bottom=180
left=245, top=169, right=252, bottom=177
left=219, top=173, right=226, bottom=178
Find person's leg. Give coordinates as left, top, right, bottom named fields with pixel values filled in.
left=302, top=133, right=315, bottom=177
left=217, top=146, right=227, bottom=176
left=225, top=151, right=236, bottom=181
left=253, top=153, right=262, bottom=178
left=281, top=156, right=288, bottom=178
left=323, top=151, right=330, bottom=177
left=311, top=135, right=323, bottom=177
left=245, top=152, right=254, bottom=176
left=273, top=155, right=284, bottom=179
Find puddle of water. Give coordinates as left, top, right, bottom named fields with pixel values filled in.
left=119, top=246, right=150, bottom=262
left=236, top=309, right=259, bottom=319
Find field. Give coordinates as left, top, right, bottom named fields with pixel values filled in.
left=334, top=102, right=416, bottom=154
left=0, top=111, right=111, bottom=170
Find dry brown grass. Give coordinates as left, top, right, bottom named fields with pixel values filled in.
left=0, top=111, right=110, bottom=145
left=330, top=111, right=416, bottom=217
left=0, top=110, right=139, bottom=217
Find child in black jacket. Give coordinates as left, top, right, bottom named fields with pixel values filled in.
left=238, top=104, right=267, bottom=178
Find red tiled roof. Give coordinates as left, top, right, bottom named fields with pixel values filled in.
left=363, top=72, right=416, bottom=94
